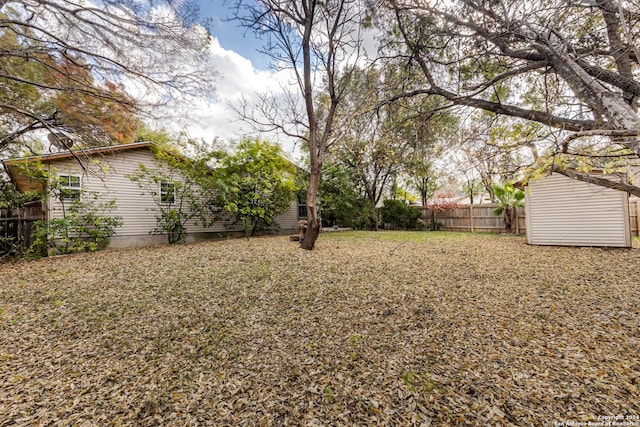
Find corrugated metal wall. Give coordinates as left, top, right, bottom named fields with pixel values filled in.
left=525, top=174, right=631, bottom=247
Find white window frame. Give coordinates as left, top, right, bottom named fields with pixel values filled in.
left=58, top=174, right=82, bottom=201
left=160, top=181, right=176, bottom=204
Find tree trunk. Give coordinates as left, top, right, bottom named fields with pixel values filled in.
left=301, top=161, right=321, bottom=250
left=299, top=2, right=322, bottom=251
left=301, top=204, right=321, bottom=249
left=550, top=165, right=640, bottom=197
left=503, top=206, right=512, bottom=233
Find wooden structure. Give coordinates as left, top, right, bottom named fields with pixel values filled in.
left=525, top=173, right=632, bottom=247
left=418, top=197, right=639, bottom=239
left=418, top=204, right=526, bottom=234
left=0, top=205, right=43, bottom=255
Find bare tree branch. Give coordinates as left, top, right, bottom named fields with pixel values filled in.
left=0, top=0, right=215, bottom=152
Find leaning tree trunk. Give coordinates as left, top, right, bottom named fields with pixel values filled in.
left=544, top=38, right=640, bottom=156
left=302, top=205, right=321, bottom=250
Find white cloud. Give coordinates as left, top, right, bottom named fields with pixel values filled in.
left=158, top=36, right=302, bottom=157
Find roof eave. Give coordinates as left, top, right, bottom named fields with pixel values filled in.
left=2, top=141, right=155, bottom=165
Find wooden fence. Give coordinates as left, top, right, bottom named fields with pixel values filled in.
left=418, top=200, right=640, bottom=236
left=631, top=201, right=639, bottom=236
left=0, top=205, right=44, bottom=255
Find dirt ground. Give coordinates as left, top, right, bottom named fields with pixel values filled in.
left=1, top=231, right=639, bottom=426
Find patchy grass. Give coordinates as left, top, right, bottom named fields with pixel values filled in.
left=1, top=231, right=639, bottom=426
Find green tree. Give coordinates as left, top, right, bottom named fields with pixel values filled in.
left=330, top=66, right=412, bottom=208
left=319, top=162, right=377, bottom=229
left=380, top=199, right=420, bottom=230
left=377, top=0, right=640, bottom=196
left=213, top=139, right=298, bottom=238
left=0, top=1, right=214, bottom=153
left=492, top=183, right=525, bottom=234
left=326, top=65, right=458, bottom=212
left=126, top=143, right=215, bottom=244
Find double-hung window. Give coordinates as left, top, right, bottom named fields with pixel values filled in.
left=58, top=174, right=82, bottom=201
left=297, top=194, right=308, bottom=219
left=160, top=182, right=175, bottom=204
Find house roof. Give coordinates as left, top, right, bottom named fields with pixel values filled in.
left=2, top=141, right=154, bottom=193
left=3, top=141, right=153, bottom=164
left=521, top=167, right=627, bottom=187
left=3, top=140, right=303, bottom=194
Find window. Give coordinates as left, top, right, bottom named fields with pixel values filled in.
left=58, top=174, right=81, bottom=201
left=296, top=194, right=307, bottom=219
left=160, top=182, right=175, bottom=204
left=297, top=203, right=308, bottom=219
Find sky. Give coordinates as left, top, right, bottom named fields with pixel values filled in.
left=196, top=1, right=271, bottom=70
left=162, top=1, right=377, bottom=159
left=163, top=1, right=301, bottom=154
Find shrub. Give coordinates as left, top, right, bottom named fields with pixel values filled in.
left=153, top=208, right=186, bottom=244
left=28, top=195, right=122, bottom=256
left=212, top=139, right=298, bottom=238
left=380, top=199, right=420, bottom=229
left=492, top=182, right=525, bottom=233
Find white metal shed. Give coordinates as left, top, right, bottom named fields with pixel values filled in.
left=525, top=173, right=632, bottom=247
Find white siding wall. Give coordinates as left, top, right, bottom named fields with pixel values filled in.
left=525, top=174, right=631, bottom=247
left=45, top=147, right=300, bottom=243
left=274, top=201, right=301, bottom=231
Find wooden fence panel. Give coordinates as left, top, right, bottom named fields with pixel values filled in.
left=419, top=201, right=637, bottom=235
left=0, top=206, right=44, bottom=255
left=419, top=204, right=520, bottom=234
left=631, top=201, right=639, bottom=237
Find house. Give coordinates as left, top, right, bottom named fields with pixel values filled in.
left=2, top=142, right=305, bottom=248
left=525, top=172, right=632, bottom=247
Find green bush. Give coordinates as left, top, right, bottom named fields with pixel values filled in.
left=212, top=139, right=298, bottom=239
left=27, top=196, right=122, bottom=256
left=153, top=208, right=186, bottom=244
left=380, top=199, right=420, bottom=229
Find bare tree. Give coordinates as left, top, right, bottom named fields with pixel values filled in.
left=0, top=0, right=214, bottom=153
left=232, top=0, right=365, bottom=250
left=328, top=66, right=411, bottom=209
left=375, top=0, right=640, bottom=195
left=455, top=116, right=535, bottom=200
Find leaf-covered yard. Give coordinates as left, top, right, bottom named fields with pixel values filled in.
left=1, top=232, right=639, bottom=426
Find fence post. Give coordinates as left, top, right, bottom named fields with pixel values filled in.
left=469, top=204, right=474, bottom=233
left=636, top=201, right=639, bottom=237
left=636, top=201, right=640, bottom=237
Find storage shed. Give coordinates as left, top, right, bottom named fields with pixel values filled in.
left=525, top=173, right=632, bottom=247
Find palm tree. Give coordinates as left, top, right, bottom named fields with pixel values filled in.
left=492, top=182, right=525, bottom=233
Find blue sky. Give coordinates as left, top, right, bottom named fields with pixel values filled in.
left=170, top=1, right=375, bottom=154
left=196, top=1, right=271, bottom=70
left=161, top=1, right=298, bottom=154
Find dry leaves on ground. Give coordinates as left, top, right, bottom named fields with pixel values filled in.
left=0, top=231, right=639, bottom=426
